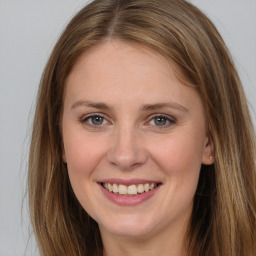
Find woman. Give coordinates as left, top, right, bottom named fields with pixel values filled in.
left=28, top=0, right=256, bottom=255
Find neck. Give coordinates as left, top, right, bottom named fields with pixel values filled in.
left=100, top=220, right=189, bottom=256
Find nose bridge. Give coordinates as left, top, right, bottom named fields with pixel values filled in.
left=107, top=121, right=147, bottom=169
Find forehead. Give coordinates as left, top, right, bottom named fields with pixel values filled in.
left=69, top=40, right=174, bottom=78
left=64, top=40, right=201, bottom=110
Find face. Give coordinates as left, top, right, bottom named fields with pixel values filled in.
left=62, top=40, right=214, bottom=240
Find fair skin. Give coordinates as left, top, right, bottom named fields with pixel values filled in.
left=62, top=40, right=214, bottom=256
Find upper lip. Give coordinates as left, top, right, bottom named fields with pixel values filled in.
left=98, top=178, right=162, bottom=186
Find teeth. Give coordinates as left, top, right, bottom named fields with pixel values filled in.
left=144, top=183, right=149, bottom=192
left=137, top=184, right=144, bottom=193
left=119, top=184, right=127, bottom=195
left=103, top=182, right=157, bottom=196
left=149, top=183, right=155, bottom=190
left=128, top=185, right=137, bottom=195
left=107, top=183, right=113, bottom=192
left=112, top=184, right=118, bottom=193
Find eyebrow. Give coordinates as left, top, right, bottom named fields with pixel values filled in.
left=71, top=100, right=112, bottom=110
left=141, top=102, right=188, bottom=112
left=71, top=100, right=188, bottom=112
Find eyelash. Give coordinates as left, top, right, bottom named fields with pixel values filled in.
left=80, top=113, right=176, bottom=129
left=147, top=114, right=176, bottom=128
left=81, top=113, right=110, bottom=128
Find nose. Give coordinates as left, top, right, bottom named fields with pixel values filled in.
left=106, top=126, right=148, bottom=170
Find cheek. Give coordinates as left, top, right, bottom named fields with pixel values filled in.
left=151, top=133, right=204, bottom=177
left=149, top=132, right=203, bottom=206
left=63, top=131, right=106, bottom=182
left=63, top=134, right=107, bottom=214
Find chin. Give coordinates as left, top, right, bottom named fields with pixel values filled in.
left=98, top=214, right=159, bottom=238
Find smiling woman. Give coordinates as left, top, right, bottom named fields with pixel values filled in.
left=62, top=41, right=212, bottom=249
left=28, top=0, right=256, bottom=256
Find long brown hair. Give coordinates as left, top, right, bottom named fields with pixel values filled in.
left=28, top=0, right=256, bottom=255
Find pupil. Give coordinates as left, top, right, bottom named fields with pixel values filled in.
left=155, top=117, right=166, bottom=126
left=92, top=116, right=103, bottom=125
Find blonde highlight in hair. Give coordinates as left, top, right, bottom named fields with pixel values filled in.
left=28, top=0, right=256, bottom=255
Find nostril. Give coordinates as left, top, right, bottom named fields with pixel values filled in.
left=106, top=146, right=148, bottom=170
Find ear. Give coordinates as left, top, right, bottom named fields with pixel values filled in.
left=201, top=133, right=215, bottom=165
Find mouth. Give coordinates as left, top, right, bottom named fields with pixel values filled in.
left=98, top=179, right=162, bottom=206
left=100, top=182, right=160, bottom=196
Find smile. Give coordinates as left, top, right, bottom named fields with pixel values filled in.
left=99, top=179, right=162, bottom=206
left=102, top=183, right=158, bottom=196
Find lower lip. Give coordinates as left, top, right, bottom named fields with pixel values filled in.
left=99, top=184, right=161, bottom=206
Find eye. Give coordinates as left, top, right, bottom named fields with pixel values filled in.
left=82, top=114, right=108, bottom=126
left=148, top=114, right=175, bottom=127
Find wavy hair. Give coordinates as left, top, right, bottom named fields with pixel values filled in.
left=28, top=0, right=256, bottom=255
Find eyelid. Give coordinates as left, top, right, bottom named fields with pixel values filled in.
left=80, top=112, right=176, bottom=129
left=147, top=113, right=176, bottom=127
left=81, top=112, right=101, bottom=120
left=81, top=112, right=111, bottom=126
left=149, top=113, right=176, bottom=121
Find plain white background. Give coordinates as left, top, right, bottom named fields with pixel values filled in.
left=0, top=0, right=255, bottom=255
